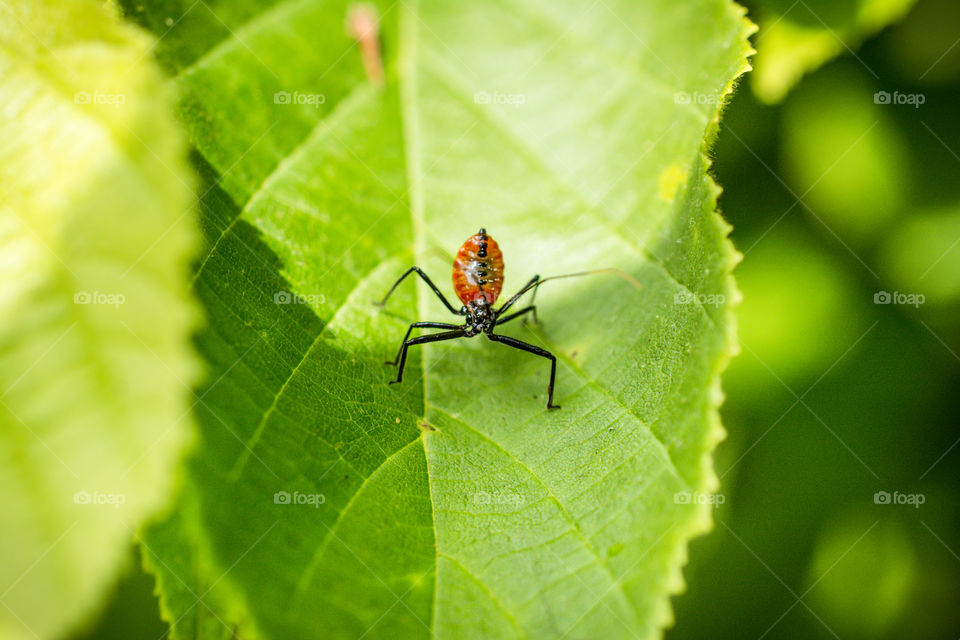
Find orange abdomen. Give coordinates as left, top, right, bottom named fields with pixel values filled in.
left=452, top=229, right=504, bottom=305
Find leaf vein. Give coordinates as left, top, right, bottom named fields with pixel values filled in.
left=430, top=406, right=643, bottom=630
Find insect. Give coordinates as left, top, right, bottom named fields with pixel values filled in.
left=377, top=228, right=637, bottom=409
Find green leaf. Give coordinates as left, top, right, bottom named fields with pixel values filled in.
left=141, top=485, right=243, bottom=640
left=750, top=0, right=916, bottom=103
left=125, top=0, right=750, bottom=637
left=0, top=1, right=201, bottom=639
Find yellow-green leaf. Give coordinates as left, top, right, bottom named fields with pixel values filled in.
left=0, top=1, right=200, bottom=638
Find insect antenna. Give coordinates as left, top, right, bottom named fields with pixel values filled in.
left=496, top=268, right=642, bottom=316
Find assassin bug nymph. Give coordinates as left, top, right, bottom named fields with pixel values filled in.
left=376, top=228, right=636, bottom=409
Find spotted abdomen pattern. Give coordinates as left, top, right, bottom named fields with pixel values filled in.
left=452, top=229, right=504, bottom=305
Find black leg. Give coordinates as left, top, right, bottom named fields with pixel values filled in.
left=376, top=266, right=463, bottom=315
left=495, top=305, right=537, bottom=327
left=486, top=333, right=560, bottom=409
left=501, top=275, right=541, bottom=324
left=496, top=274, right=540, bottom=317
left=391, top=329, right=466, bottom=385
left=387, top=321, right=461, bottom=365
left=526, top=276, right=542, bottom=310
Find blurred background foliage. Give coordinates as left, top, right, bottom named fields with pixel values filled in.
left=78, top=0, right=960, bottom=637
left=671, top=0, right=960, bottom=638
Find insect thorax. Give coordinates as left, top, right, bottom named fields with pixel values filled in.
left=463, top=300, right=495, bottom=336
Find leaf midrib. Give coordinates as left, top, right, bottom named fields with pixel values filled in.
left=395, top=3, right=441, bottom=637
left=396, top=2, right=658, bottom=634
